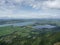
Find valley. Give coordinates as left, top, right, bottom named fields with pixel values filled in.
left=0, top=19, right=60, bottom=45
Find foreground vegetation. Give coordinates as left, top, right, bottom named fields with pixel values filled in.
left=0, top=26, right=60, bottom=45
left=0, top=19, right=60, bottom=45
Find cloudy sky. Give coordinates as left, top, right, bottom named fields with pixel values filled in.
left=0, top=0, right=60, bottom=19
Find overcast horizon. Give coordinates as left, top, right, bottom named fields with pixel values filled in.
left=0, top=0, right=60, bottom=19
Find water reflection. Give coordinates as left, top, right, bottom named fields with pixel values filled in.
left=33, top=25, right=56, bottom=29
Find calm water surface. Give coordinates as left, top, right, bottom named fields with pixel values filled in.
left=0, top=22, right=56, bottom=29
left=0, top=22, right=35, bottom=27
left=33, top=25, right=56, bottom=29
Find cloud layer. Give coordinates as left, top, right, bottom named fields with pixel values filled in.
left=0, top=0, right=60, bottom=10
left=0, top=0, right=60, bottom=19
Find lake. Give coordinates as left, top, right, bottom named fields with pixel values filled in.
left=0, top=22, right=56, bottom=29
left=0, top=22, right=35, bottom=27
left=33, top=25, right=56, bottom=29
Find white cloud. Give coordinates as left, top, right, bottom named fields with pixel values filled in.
left=29, top=0, right=60, bottom=9
left=43, top=0, right=60, bottom=9
left=0, top=0, right=60, bottom=19
left=14, top=0, right=23, bottom=2
left=0, top=0, right=60, bottom=10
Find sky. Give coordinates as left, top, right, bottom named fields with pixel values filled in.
left=0, top=0, right=60, bottom=19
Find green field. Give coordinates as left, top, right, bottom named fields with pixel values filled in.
left=0, top=26, right=60, bottom=45
left=0, top=19, right=60, bottom=45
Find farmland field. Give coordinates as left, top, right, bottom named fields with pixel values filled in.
left=0, top=19, right=60, bottom=45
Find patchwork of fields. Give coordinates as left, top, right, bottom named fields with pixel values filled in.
left=0, top=19, right=60, bottom=45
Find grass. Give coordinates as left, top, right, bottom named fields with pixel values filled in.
left=0, top=24, right=60, bottom=45
left=0, top=26, right=34, bottom=37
